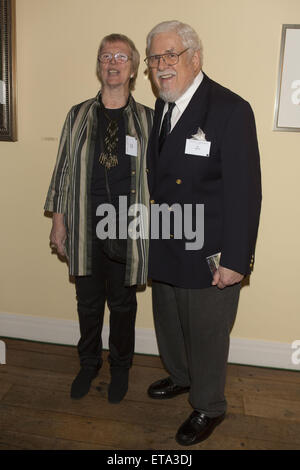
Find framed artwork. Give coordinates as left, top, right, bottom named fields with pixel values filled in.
left=0, top=0, right=17, bottom=141
left=274, top=24, right=300, bottom=132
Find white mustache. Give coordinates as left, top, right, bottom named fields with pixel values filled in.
left=156, top=70, right=177, bottom=79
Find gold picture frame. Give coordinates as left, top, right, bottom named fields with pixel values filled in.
left=0, top=0, right=17, bottom=141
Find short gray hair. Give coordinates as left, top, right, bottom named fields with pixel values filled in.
left=96, top=33, right=140, bottom=91
left=146, top=20, right=203, bottom=67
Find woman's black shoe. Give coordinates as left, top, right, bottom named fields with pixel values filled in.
left=70, top=367, right=99, bottom=399
left=108, top=367, right=129, bottom=404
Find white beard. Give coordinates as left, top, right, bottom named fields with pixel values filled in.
left=158, top=78, right=194, bottom=103
left=158, top=89, right=181, bottom=102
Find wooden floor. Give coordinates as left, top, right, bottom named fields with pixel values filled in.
left=0, top=338, right=300, bottom=450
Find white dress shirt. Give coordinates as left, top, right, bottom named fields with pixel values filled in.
left=160, top=70, right=204, bottom=132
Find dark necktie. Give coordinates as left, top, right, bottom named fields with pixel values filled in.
left=159, top=102, right=175, bottom=153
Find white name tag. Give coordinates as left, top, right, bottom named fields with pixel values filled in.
left=126, top=135, right=138, bottom=157
left=185, top=138, right=211, bottom=157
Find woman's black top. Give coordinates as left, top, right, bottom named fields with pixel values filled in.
left=91, top=105, right=131, bottom=205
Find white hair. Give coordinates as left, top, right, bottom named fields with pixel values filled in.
left=146, top=20, right=203, bottom=67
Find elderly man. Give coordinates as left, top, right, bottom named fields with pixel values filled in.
left=145, top=21, right=261, bottom=445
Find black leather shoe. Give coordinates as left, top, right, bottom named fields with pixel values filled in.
left=70, top=367, right=99, bottom=399
left=148, top=377, right=190, bottom=399
left=176, top=410, right=225, bottom=446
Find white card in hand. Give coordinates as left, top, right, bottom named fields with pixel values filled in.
left=185, top=138, right=211, bottom=157
left=126, top=135, right=138, bottom=157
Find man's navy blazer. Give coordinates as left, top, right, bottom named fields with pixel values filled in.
left=146, top=73, right=262, bottom=289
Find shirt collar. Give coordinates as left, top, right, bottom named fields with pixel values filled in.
left=174, top=70, right=204, bottom=113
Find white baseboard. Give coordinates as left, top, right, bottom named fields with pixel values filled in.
left=0, top=312, right=157, bottom=355
left=0, top=312, right=299, bottom=371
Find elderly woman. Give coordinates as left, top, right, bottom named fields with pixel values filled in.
left=44, top=34, right=153, bottom=403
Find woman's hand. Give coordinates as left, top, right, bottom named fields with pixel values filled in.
left=50, top=213, right=67, bottom=257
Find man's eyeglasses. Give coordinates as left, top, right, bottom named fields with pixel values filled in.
left=144, top=48, right=189, bottom=68
left=98, top=52, right=132, bottom=64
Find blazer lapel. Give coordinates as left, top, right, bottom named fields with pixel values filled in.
left=147, top=98, right=164, bottom=193
left=148, top=74, right=212, bottom=193
left=161, top=74, right=212, bottom=155
left=149, top=97, right=164, bottom=157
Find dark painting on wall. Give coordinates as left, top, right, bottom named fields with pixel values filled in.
left=0, top=0, right=17, bottom=141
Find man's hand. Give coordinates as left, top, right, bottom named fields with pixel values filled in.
left=212, top=265, right=244, bottom=289
left=50, top=213, right=67, bottom=257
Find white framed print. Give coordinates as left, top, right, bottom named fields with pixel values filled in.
left=274, top=24, right=300, bottom=132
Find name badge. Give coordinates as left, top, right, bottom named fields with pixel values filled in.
left=185, top=138, right=211, bottom=157
left=126, top=135, right=138, bottom=157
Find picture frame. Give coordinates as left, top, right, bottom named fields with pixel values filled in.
left=274, top=24, right=300, bottom=132
left=0, top=0, right=17, bottom=141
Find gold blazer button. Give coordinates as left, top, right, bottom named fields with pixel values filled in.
left=176, top=179, right=182, bottom=185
